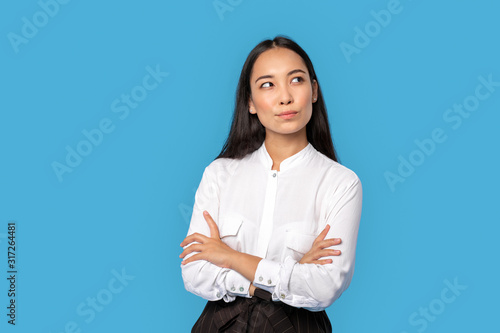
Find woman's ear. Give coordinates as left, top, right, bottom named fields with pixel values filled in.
left=248, top=98, right=256, bottom=114
left=312, top=79, right=318, bottom=103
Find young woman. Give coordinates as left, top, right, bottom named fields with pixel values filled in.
left=180, top=36, right=363, bottom=332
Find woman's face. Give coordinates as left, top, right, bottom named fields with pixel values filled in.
left=248, top=47, right=318, bottom=140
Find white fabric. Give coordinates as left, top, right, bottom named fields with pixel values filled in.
left=181, top=141, right=362, bottom=311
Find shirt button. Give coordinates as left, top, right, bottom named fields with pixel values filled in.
left=272, top=172, right=276, bottom=177
left=259, top=276, right=263, bottom=282
left=280, top=293, right=286, bottom=299
left=216, top=292, right=221, bottom=298
left=239, top=287, right=244, bottom=292
left=268, top=279, right=272, bottom=285
left=231, top=287, right=235, bottom=291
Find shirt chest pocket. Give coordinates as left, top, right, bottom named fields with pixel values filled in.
left=285, top=230, right=316, bottom=261
left=219, top=218, right=243, bottom=252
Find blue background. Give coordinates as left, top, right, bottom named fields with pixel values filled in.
left=1, top=0, right=499, bottom=332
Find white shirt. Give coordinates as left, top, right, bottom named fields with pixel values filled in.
left=181, top=141, right=362, bottom=311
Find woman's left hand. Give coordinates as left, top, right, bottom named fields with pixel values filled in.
left=299, top=224, right=341, bottom=265
left=180, top=211, right=236, bottom=268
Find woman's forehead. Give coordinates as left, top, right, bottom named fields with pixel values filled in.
left=251, top=47, right=308, bottom=77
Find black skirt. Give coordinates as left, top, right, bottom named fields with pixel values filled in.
left=191, top=288, right=332, bottom=333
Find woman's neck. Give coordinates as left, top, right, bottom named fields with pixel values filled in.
left=264, top=132, right=308, bottom=171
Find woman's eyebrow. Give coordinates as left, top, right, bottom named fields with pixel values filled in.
left=254, top=69, right=307, bottom=84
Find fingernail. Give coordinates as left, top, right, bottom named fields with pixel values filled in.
left=203, top=211, right=208, bottom=215
left=333, top=238, right=340, bottom=242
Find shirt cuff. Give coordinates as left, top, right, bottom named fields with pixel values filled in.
left=253, top=258, right=281, bottom=294
left=225, top=270, right=251, bottom=299
left=254, top=256, right=300, bottom=304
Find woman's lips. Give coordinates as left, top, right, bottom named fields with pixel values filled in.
left=277, top=111, right=298, bottom=119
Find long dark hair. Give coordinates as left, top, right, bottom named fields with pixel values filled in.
left=216, top=35, right=339, bottom=163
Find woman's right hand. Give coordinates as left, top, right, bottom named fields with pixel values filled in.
left=299, top=224, right=342, bottom=265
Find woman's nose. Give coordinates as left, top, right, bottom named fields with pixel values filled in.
left=279, top=85, right=293, bottom=105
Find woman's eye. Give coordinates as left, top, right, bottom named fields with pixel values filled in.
left=261, top=82, right=273, bottom=88
left=292, top=77, right=303, bottom=83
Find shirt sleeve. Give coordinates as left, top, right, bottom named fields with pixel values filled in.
left=180, top=164, right=252, bottom=302
left=252, top=174, right=363, bottom=311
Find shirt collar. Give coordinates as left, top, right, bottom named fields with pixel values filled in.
left=257, top=141, right=314, bottom=172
